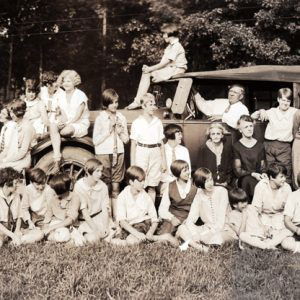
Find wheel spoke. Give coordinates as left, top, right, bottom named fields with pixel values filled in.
left=75, top=167, right=84, bottom=180
left=69, top=164, right=74, bottom=178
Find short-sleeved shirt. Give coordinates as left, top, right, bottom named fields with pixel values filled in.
left=74, top=178, right=110, bottom=216
left=22, top=184, right=55, bottom=221
left=161, top=38, right=187, bottom=70
left=130, top=115, right=164, bottom=144
left=233, top=140, right=266, bottom=175
left=0, top=188, right=22, bottom=223
left=264, top=107, right=298, bottom=142
left=58, top=88, right=90, bottom=127
left=47, top=192, right=80, bottom=222
left=252, top=179, right=292, bottom=214
left=116, top=186, right=158, bottom=225
left=93, top=111, right=128, bottom=154
left=163, top=143, right=191, bottom=182
left=284, top=189, right=300, bottom=225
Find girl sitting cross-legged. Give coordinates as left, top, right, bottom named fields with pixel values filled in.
left=177, top=168, right=236, bottom=251
left=158, top=159, right=196, bottom=247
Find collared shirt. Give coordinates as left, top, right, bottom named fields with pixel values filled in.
left=195, top=94, right=249, bottom=129
left=264, top=107, right=298, bottom=142
left=0, top=188, right=22, bottom=223
left=164, top=143, right=191, bottom=181
left=116, top=186, right=158, bottom=225
left=74, top=178, right=110, bottom=216
left=0, top=121, right=18, bottom=160
left=252, top=179, right=292, bottom=214
left=22, top=184, right=55, bottom=221
left=40, top=86, right=62, bottom=122
left=159, top=179, right=192, bottom=221
left=93, top=110, right=128, bottom=154
left=130, top=115, right=164, bottom=144
left=47, top=192, right=80, bottom=222
left=161, top=38, right=187, bottom=70
left=58, top=88, right=90, bottom=127
left=283, top=189, right=300, bottom=225
left=2, top=119, right=35, bottom=163
left=185, top=186, right=231, bottom=230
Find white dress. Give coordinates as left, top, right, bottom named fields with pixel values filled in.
left=57, top=88, right=90, bottom=137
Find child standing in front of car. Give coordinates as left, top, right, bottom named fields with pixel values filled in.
left=127, top=23, right=187, bottom=109
left=130, top=93, right=167, bottom=202
left=93, top=89, right=129, bottom=218
left=251, top=88, right=297, bottom=184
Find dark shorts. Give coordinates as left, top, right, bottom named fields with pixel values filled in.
left=117, top=220, right=152, bottom=240
left=157, top=220, right=178, bottom=235
left=96, top=153, right=125, bottom=184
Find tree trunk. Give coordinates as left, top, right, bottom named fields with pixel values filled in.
left=6, top=38, right=13, bottom=101
left=101, top=6, right=107, bottom=94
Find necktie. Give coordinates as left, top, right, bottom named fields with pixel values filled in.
left=0, top=125, right=7, bottom=153
left=3, top=197, right=14, bottom=231
left=111, top=116, right=118, bottom=167
left=224, top=104, right=231, bottom=113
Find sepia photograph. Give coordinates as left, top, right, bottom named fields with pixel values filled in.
left=0, top=0, right=299, bottom=299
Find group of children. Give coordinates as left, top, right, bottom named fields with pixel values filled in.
left=0, top=21, right=300, bottom=253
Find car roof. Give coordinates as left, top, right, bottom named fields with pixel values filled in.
left=172, top=65, right=300, bottom=83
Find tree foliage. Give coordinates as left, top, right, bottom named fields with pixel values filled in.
left=0, top=0, right=299, bottom=105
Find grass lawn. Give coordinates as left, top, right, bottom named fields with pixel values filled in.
left=0, top=241, right=299, bottom=299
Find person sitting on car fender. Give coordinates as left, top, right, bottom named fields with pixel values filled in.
left=195, top=84, right=249, bottom=129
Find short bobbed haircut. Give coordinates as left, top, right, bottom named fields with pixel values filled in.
left=102, top=88, right=119, bottom=109
left=229, top=84, right=245, bottom=95
left=28, top=168, right=47, bottom=185
left=49, top=173, right=71, bottom=196
left=41, top=71, right=58, bottom=86
left=278, top=88, right=292, bottom=102
left=297, top=173, right=300, bottom=187
left=0, top=106, right=12, bottom=121
left=161, top=23, right=179, bottom=37
left=237, top=115, right=254, bottom=127
left=164, top=124, right=183, bottom=140
left=193, top=167, right=212, bottom=189
left=57, top=70, right=81, bottom=87
left=229, top=188, right=248, bottom=205
left=267, top=162, right=287, bottom=179
left=85, top=158, right=103, bottom=175
left=25, top=78, right=39, bottom=94
left=170, top=159, right=189, bottom=178
left=0, top=167, right=20, bottom=188
left=205, top=123, right=228, bottom=140
left=141, top=93, right=155, bottom=107
left=9, top=99, right=27, bottom=118
left=126, top=166, right=146, bottom=183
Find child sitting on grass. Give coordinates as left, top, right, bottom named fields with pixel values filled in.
left=239, top=163, right=293, bottom=250
left=158, top=160, right=196, bottom=247
left=127, top=23, right=187, bottom=109
left=22, top=168, right=55, bottom=230
left=177, top=168, right=236, bottom=251
left=281, top=173, right=300, bottom=253
left=0, top=167, right=23, bottom=247
left=112, top=166, right=159, bottom=246
left=93, top=89, right=129, bottom=219
left=227, top=188, right=249, bottom=238
left=74, top=158, right=111, bottom=244
left=130, top=93, right=167, bottom=202
left=43, top=173, right=80, bottom=243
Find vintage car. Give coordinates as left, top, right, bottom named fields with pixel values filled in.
left=32, top=65, right=300, bottom=181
